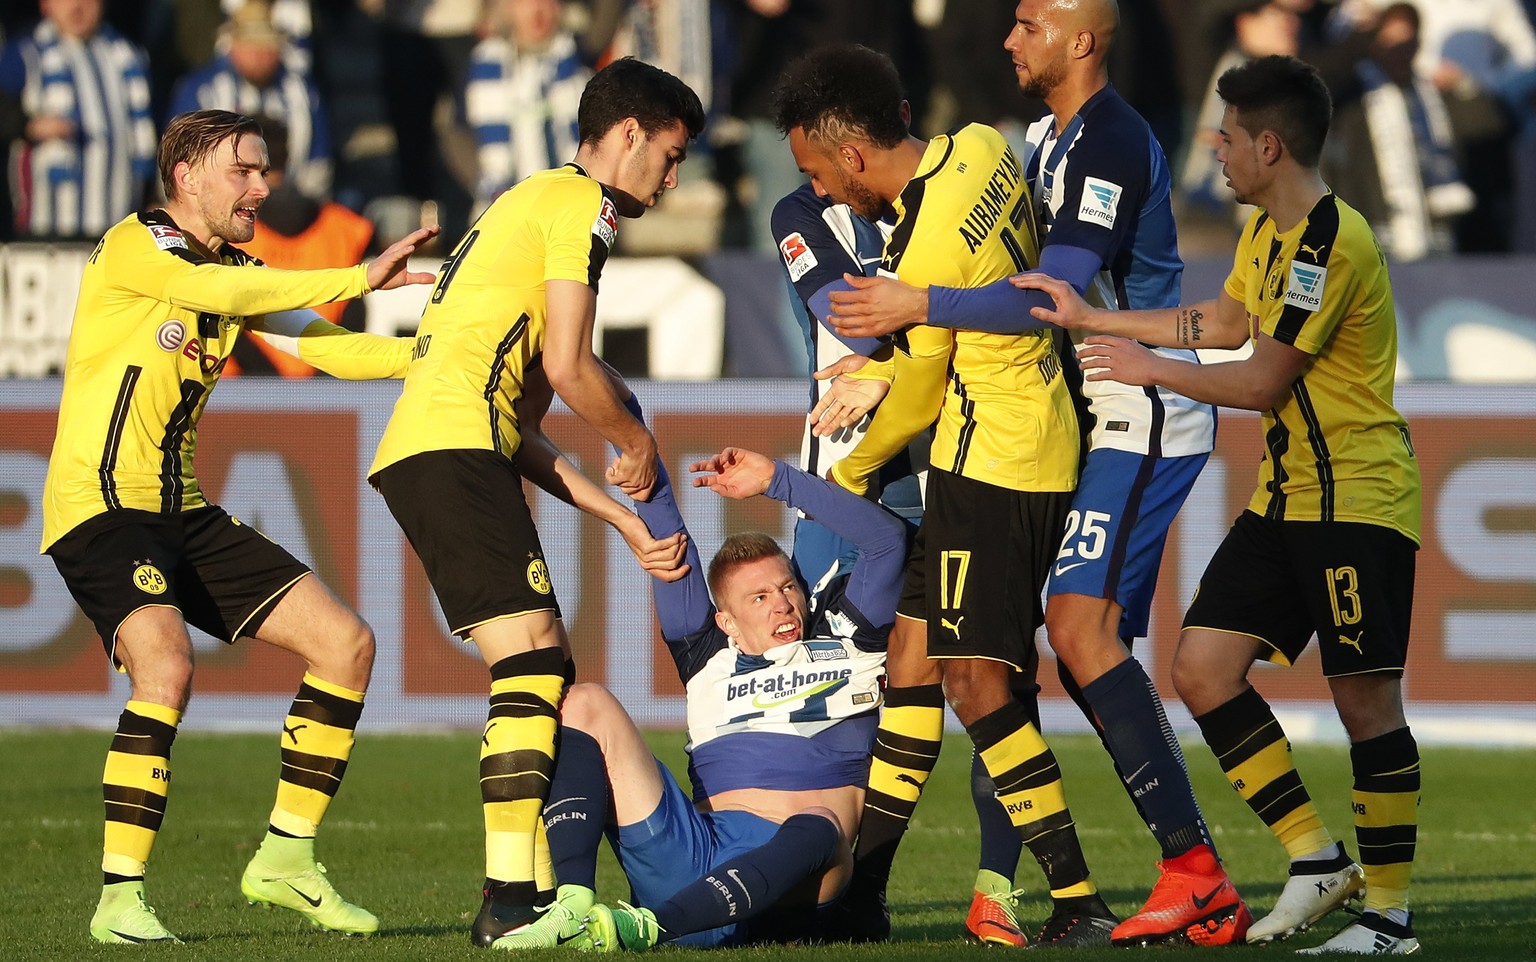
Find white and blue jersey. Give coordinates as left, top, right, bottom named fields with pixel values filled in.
left=1021, top=86, right=1215, bottom=460
left=634, top=454, right=906, bottom=802
left=679, top=578, right=887, bottom=799
left=770, top=185, right=924, bottom=586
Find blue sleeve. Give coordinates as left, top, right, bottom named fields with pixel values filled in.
left=808, top=277, right=886, bottom=356
left=764, top=460, right=906, bottom=628
left=307, top=81, right=331, bottom=161
left=621, top=395, right=722, bottom=681
left=928, top=243, right=1104, bottom=333
left=166, top=74, right=201, bottom=124
left=0, top=41, right=27, bottom=96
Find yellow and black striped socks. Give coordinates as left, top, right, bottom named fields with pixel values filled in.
left=1195, top=686, right=1334, bottom=859
left=967, top=701, right=1096, bottom=899
left=265, top=673, right=364, bottom=841
left=854, top=684, right=945, bottom=884
left=102, top=700, right=181, bottom=884
left=1351, top=727, right=1419, bottom=914
left=482, top=647, right=565, bottom=905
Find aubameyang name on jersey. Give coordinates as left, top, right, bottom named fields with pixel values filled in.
left=958, top=149, right=1023, bottom=254
left=726, top=667, right=853, bottom=702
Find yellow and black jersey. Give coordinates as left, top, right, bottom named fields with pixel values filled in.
left=42, top=211, right=373, bottom=550
left=1226, top=193, right=1421, bottom=543
left=833, top=123, right=1078, bottom=495
left=370, top=164, right=618, bottom=476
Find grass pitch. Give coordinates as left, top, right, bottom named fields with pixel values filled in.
left=3, top=730, right=1532, bottom=961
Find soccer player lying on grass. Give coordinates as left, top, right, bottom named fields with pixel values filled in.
left=494, top=406, right=907, bottom=950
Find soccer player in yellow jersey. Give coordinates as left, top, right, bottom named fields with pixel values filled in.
left=772, top=44, right=1119, bottom=947
left=41, top=109, right=439, bottom=945
left=1018, top=56, right=1423, bottom=955
left=365, top=58, right=706, bottom=947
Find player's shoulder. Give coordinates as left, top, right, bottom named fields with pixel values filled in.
left=1074, top=87, right=1156, bottom=161
left=520, top=164, right=606, bottom=208
left=102, top=211, right=203, bottom=264
left=771, top=182, right=832, bottom=230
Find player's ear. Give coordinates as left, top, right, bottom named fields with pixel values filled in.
left=174, top=160, right=197, bottom=198
left=839, top=143, right=866, bottom=173
left=1259, top=130, right=1283, bottom=166
left=714, top=609, right=736, bottom=637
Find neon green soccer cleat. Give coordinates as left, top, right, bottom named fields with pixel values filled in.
left=90, top=881, right=180, bottom=945
left=491, top=884, right=595, bottom=950
left=577, top=901, right=662, bottom=952
left=241, top=855, right=379, bottom=935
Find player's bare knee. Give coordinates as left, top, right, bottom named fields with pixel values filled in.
left=558, top=682, right=621, bottom=736
left=125, top=655, right=195, bottom=711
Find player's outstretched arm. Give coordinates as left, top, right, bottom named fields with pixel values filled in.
left=513, top=368, right=689, bottom=582
left=693, top=450, right=907, bottom=628
left=106, top=224, right=438, bottom=318
left=543, top=278, right=658, bottom=501
left=248, top=310, right=414, bottom=379
left=1076, top=331, right=1309, bottom=411
left=1014, top=274, right=1248, bottom=350
left=364, top=226, right=440, bottom=291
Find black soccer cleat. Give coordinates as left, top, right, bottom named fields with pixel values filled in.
left=471, top=888, right=542, bottom=948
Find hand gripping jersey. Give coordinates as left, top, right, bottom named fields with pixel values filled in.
left=1022, top=85, right=1216, bottom=458
left=835, top=123, right=1078, bottom=495
left=1226, top=193, right=1421, bottom=543
left=42, top=211, right=372, bottom=550
left=370, top=163, right=617, bottom=475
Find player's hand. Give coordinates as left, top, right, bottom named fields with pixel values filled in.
left=366, top=226, right=441, bottom=291
left=607, top=436, right=659, bottom=502
left=690, top=447, right=774, bottom=500
left=810, top=374, right=890, bottom=437
left=828, top=273, right=927, bottom=338
left=1009, top=272, right=1098, bottom=330
left=1076, top=335, right=1160, bottom=385
left=619, top=520, right=690, bottom=582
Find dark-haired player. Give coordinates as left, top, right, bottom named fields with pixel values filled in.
left=770, top=42, right=1119, bottom=947
left=42, top=108, right=437, bottom=944
left=367, top=57, right=708, bottom=945
left=1017, top=55, right=1423, bottom=955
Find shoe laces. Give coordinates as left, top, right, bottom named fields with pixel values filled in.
left=976, top=889, right=1025, bottom=928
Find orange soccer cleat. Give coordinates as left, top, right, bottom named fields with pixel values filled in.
left=963, top=887, right=1028, bottom=948
left=1111, top=844, right=1253, bottom=947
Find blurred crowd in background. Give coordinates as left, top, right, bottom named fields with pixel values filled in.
left=3, top=0, right=1535, bottom=269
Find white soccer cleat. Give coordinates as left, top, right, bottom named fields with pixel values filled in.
left=1297, top=912, right=1419, bottom=955
left=1248, top=859, right=1365, bottom=943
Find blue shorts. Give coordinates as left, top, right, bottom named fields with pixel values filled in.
left=1047, top=448, right=1208, bottom=639
left=613, top=759, right=782, bottom=948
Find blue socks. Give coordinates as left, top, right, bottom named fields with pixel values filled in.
left=1081, top=657, right=1211, bottom=859
left=543, top=727, right=608, bottom=890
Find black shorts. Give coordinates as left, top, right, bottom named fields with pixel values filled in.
left=373, top=449, right=561, bottom=636
left=1184, top=511, right=1416, bottom=677
left=47, top=506, right=311, bottom=664
left=899, top=469, right=1072, bottom=671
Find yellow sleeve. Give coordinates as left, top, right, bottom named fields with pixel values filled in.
left=541, top=179, right=614, bottom=288
left=104, top=221, right=372, bottom=316
left=280, top=320, right=414, bottom=379
left=846, top=354, right=895, bottom=385
left=831, top=324, right=950, bottom=495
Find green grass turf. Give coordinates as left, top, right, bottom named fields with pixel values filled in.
left=2, top=730, right=1532, bottom=960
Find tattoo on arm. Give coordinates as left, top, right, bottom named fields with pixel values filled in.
left=1176, top=308, right=1205, bottom=346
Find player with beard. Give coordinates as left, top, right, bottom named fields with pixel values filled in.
left=42, top=108, right=438, bottom=944
left=772, top=43, right=1122, bottom=948
left=824, top=1, right=1252, bottom=946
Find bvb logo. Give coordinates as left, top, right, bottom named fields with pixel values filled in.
left=526, top=558, right=552, bottom=595
left=133, top=563, right=168, bottom=595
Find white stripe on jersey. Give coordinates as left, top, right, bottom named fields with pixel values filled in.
left=1024, top=116, right=1216, bottom=458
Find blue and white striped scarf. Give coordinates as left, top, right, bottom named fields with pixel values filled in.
left=465, top=31, right=588, bottom=205
left=10, top=20, right=155, bottom=239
